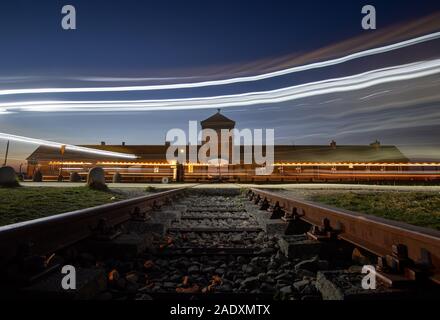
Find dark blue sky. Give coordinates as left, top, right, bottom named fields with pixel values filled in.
left=0, top=0, right=440, bottom=166
left=0, top=0, right=439, bottom=76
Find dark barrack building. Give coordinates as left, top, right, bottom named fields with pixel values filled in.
left=26, top=111, right=440, bottom=183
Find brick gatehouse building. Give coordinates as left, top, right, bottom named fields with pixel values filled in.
left=26, top=111, right=440, bottom=183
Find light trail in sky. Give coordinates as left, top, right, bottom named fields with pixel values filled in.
left=359, top=90, right=392, bottom=100
left=0, top=133, right=138, bottom=159
left=0, top=32, right=439, bottom=96
left=1, top=59, right=439, bottom=113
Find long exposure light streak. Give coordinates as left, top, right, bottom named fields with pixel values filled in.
left=0, top=32, right=439, bottom=96
left=1, top=59, right=439, bottom=113
left=0, top=133, right=138, bottom=159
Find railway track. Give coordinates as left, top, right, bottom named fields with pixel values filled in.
left=0, top=185, right=439, bottom=300
left=248, top=188, right=440, bottom=287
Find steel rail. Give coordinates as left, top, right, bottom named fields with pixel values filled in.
left=0, top=187, right=187, bottom=267
left=249, top=188, right=440, bottom=284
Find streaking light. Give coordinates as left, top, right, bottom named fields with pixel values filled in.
left=0, top=133, right=138, bottom=159
left=1, top=59, right=439, bottom=113
left=0, top=32, right=439, bottom=96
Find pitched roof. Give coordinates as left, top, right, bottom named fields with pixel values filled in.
left=26, top=145, right=168, bottom=162
left=27, top=144, right=409, bottom=163
left=200, top=111, right=235, bottom=129
left=271, top=145, right=408, bottom=163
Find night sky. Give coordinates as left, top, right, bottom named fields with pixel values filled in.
left=0, top=0, right=440, bottom=167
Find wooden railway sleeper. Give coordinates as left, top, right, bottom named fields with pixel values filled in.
left=259, top=197, right=270, bottom=211
left=91, top=218, right=122, bottom=241
left=2, top=242, right=61, bottom=286
left=307, top=218, right=340, bottom=241
left=282, top=207, right=311, bottom=234
left=130, top=206, right=151, bottom=222
left=152, top=200, right=162, bottom=211
left=283, top=207, right=304, bottom=221
left=163, top=197, right=173, bottom=206
left=269, top=201, right=285, bottom=219
left=375, top=244, right=434, bottom=287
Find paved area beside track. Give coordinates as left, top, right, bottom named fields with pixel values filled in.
left=21, top=182, right=440, bottom=191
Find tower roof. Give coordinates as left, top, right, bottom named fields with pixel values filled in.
left=201, top=109, right=235, bottom=129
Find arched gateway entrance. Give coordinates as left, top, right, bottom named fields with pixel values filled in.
left=25, top=109, right=417, bottom=183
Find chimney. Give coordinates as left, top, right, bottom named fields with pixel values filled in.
left=101, top=141, right=106, bottom=146
left=370, top=140, right=381, bottom=150
left=122, top=142, right=126, bottom=146
left=330, top=140, right=336, bottom=149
